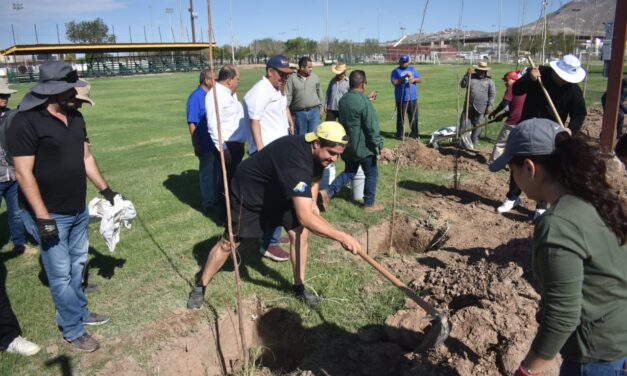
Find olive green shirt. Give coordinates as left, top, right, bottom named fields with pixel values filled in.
left=285, top=71, right=323, bottom=111
left=337, top=90, right=384, bottom=162
left=531, top=194, right=627, bottom=362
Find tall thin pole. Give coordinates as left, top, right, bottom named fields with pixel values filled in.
left=205, top=0, right=248, bottom=366
left=158, top=27, right=163, bottom=43
left=129, top=25, right=133, bottom=43
left=179, top=0, right=184, bottom=41
left=11, top=25, right=16, bottom=45
left=34, top=24, right=39, bottom=44
left=229, top=0, right=235, bottom=63
left=144, top=26, right=148, bottom=43
left=189, top=0, right=196, bottom=42
left=325, top=0, right=329, bottom=58
left=497, top=0, right=502, bottom=62
left=56, top=24, right=61, bottom=44
left=541, top=0, right=548, bottom=63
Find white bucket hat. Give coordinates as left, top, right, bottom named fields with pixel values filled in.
left=550, top=54, right=586, bottom=84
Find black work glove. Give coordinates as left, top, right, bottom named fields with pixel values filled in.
left=99, top=187, right=119, bottom=205
left=37, top=218, right=59, bottom=243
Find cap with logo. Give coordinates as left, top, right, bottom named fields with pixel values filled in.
left=399, top=55, right=410, bottom=63
left=266, top=55, right=296, bottom=74
left=304, top=121, right=349, bottom=144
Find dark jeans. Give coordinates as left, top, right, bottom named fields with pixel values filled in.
left=327, top=155, right=378, bottom=207
left=325, top=110, right=339, bottom=121
left=506, top=171, right=547, bottom=210
left=0, top=259, right=21, bottom=349
left=396, top=100, right=419, bottom=138
left=0, top=181, right=26, bottom=247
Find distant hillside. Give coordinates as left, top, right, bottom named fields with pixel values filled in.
left=514, top=0, right=616, bottom=37
left=388, top=0, right=615, bottom=45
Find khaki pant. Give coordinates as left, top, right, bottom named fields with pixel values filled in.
left=489, top=124, right=516, bottom=163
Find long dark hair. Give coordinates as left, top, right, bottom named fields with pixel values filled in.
left=511, top=132, right=627, bottom=244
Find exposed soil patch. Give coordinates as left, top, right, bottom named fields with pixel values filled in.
left=382, top=138, right=488, bottom=172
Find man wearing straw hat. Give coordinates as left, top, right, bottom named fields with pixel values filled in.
left=7, top=62, right=121, bottom=352
left=325, top=63, right=350, bottom=121
left=187, top=121, right=362, bottom=309
left=460, top=60, right=496, bottom=149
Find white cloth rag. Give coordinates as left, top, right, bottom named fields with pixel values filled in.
left=88, top=195, right=137, bottom=252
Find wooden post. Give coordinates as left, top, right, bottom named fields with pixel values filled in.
left=599, top=0, right=627, bottom=152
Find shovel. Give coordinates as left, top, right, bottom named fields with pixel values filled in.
left=355, top=248, right=450, bottom=351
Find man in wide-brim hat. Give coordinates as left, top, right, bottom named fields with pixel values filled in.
left=325, top=63, right=349, bottom=121
left=7, top=62, right=123, bottom=353
left=459, top=60, right=496, bottom=148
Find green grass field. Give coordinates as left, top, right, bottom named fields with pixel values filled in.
left=0, top=61, right=614, bottom=375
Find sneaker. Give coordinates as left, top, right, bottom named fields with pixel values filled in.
left=187, top=285, right=205, bottom=310
left=83, top=312, right=110, bottom=326
left=497, top=197, right=522, bottom=213
left=83, top=283, right=99, bottom=294
left=533, top=208, right=546, bottom=221
left=293, top=285, right=320, bottom=306
left=6, top=336, right=40, bottom=356
left=259, top=244, right=290, bottom=262
left=279, top=236, right=290, bottom=245
left=318, top=189, right=331, bottom=212
left=69, top=333, right=99, bottom=352
left=364, top=203, right=384, bottom=213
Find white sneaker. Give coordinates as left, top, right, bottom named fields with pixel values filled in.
left=533, top=208, right=547, bottom=221
left=6, top=336, right=41, bottom=356
left=497, top=197, right=521, bottom=213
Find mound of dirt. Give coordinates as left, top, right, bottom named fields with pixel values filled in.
left=382, top=139, right=489, bottom=172
left=581, top=106, right=603, bottom=140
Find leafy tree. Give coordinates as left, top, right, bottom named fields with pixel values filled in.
left=364, top=38, right=382, bottom=56
left=250, top=38, right=284, bottom=59
left=66, top=18, right=116, bottom=44
left=234, top=46, right=251, bottom=63
left=285, top=37, right=306, bottom=57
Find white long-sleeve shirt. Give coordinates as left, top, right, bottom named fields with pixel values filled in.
left=205, top=82, right=248, bottom=150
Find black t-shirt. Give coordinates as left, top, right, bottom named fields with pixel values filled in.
left=7, top=107, right=88, bottom=213
left=231, top=135, right=323, bottom=212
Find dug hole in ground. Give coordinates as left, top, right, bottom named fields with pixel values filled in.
left=91, top=107, right=626, bottom=376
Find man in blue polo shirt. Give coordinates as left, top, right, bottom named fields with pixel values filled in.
left=186, top=69, right=219, bottom=215
left=390, top=55, right=422, bottom=139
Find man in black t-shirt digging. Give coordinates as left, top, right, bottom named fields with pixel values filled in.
left=187, top=122, right=362, bottom=308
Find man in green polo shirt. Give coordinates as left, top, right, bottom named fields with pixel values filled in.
left=318, top=70, right=385, bottom=212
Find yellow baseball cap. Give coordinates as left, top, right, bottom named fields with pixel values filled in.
left=304, top=121, right=349, bottom=144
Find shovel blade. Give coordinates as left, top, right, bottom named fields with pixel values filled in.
left=416, top=315, right=450, bottom=352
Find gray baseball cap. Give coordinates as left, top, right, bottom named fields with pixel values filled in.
left=489, top=118, right=566, bottom=172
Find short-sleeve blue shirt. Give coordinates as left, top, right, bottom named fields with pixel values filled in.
left=186, top=85, right=213, bottom=153
left=391, top=66, right=421, bottom=102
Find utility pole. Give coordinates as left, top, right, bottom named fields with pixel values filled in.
left=189, top=0, right=197, bottom=42
left=541, top=0, right=548, bottom=63
left=497, top=0, right=502, bottom=62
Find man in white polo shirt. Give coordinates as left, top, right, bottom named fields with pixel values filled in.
left=206, top=64, right=248, bottom=220
left=244, top=54, right=295, bottom=262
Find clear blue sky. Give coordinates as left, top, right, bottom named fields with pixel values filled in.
left=0, top=0, right=565, bottom=49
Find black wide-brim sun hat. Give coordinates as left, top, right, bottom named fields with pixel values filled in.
left=18, top=62, right=87, bottom=112
left=31, top=62, right=87, bottom=95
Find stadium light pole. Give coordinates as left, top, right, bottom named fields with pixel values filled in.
left=166, top=8, right=175, bottom=42
left=12, top=3, right=23, bottom=44
left=497, top=0, right=502, bottom=62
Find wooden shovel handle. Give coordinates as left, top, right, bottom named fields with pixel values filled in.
left=526, top=55, right=565, bottom=128
left=355, top=248, right=439, bottom=317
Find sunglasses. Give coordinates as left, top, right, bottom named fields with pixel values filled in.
left=0, top=94, right=11, bottom=99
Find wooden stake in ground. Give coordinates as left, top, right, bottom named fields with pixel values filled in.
left=205, top=0, right=248, bottom=366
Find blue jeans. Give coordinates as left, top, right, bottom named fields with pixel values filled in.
left=0, top=181, right=25, bottom=246
left=327, top=155, right=379, bottom=207
left=560, top=357, right=627, bottom=376
left=199, top=151, right=220, bottom=211
left=293, top=107, right=321, bottom=135
left=21, top=208, right=90, bottom=341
